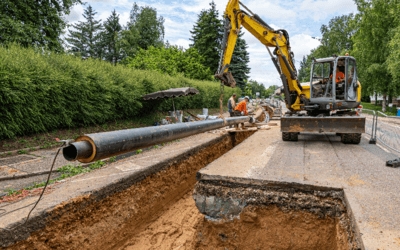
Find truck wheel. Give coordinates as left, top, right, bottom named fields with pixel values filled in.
left=352, top=133, right=362, bottom=144
left=282, top=132, right=291, bottom=141
left=341, top=133, right=361, bottom=144
left=290, top=132, right=299, bottom=141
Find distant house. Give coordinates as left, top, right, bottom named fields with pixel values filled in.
left=370, top=94, right=400, bottom=106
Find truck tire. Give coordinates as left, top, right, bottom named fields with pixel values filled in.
left=282, top=132, right=291, bottom=141
left=282, top=132, right=299, bottom=141
left=290, top=132, right=299, bottom=141
left=341, top=133, right=361, bottom=144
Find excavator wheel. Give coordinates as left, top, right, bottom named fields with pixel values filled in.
left=282, top=132, right=291, bottom=141
left=282, top=132, right=299, bottom=141
left=290, top=132, right=299, bottom=141
left=341, top=133, right=361, bottom=144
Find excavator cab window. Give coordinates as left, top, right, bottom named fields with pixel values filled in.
left=345, top=59, right=358, bottom=101
left=311, top=62, right=332, bottom=98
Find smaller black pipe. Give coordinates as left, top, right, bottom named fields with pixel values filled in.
left=63, top=140, right=93, bottom=161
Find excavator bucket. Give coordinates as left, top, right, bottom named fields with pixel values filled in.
left=281, top=116, right=366, bottom=133
left=215, top=71, right=236, bottom=88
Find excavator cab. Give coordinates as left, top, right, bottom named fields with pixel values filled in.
left=308, top=55, right=360, bottom=114
left=282, top=55, right=364, bottom=143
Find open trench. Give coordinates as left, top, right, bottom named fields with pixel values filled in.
left=7, top=130, right=358, bottom=250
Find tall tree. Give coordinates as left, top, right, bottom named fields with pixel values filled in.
left=119, top=3, right=165, bottom=59
left=297, top=14, right=355, bottom=84
left=318, top=14, right=355, bottom=58
left=66, top=5, right=103, bottom=58
left=228, top=30, right=250, bottom=89
left=101, top=10, right=122, bottom=64
left=352, top=0, right=398, bottom=111
left=0, top=0, right=81, bottom=51
left=298, top=56, right=310, bottom=83
left=190, top=1, right=223, bottom=72
left=387, top=2, right=400, bottom=96
left=66, top=22, right=87, bottom=56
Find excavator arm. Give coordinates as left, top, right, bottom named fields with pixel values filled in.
left=215, top=0, right=308, bottom=111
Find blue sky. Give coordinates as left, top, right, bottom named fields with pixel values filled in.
left=66, top=0, right=358, bottom=87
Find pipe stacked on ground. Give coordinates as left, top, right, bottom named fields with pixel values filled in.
left=63, top=116, right=252, bottom=163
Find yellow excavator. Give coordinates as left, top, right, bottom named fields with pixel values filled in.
left=215, top=0, right=365, bottom=144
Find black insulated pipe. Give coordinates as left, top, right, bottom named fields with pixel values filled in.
left=63, top=116, right=251, bottom=163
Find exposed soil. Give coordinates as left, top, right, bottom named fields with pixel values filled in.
left=117, top=195, right=348, bottom=250
left=195, top=205, right=348, bottom=250
left=120, top=192, right=203, bottom=250
left=7, top=130, right=254, bottom=249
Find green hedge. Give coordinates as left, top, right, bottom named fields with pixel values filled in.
left=0, top=43, right=240, bottom=139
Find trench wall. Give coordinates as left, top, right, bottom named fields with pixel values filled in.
left=4, top=131, right=255, bottom=249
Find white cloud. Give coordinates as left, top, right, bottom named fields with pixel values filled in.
left=299, top=0, right=357, bottom=21
left=66, top=4, right=85, bottom=22
left=171, top=38, right=191, bottom=48
left=290, top=33, right=321, bottom=66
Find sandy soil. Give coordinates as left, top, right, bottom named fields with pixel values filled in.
left=120, top=192, right=202, bottom=250
left=195, top=205, right=348, bottom=250
left=118, top=197, right=348, bottom=250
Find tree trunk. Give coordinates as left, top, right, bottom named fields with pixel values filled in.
left=375, top=92, right=378, bottom=106
left=382, top=93, right=387, bottom=112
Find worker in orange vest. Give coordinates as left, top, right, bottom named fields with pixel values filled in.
left=232, top=96, right=249, bottom=129
left=331, top=66, right=345, bottom=83
left=234, top=96, right=249, bottom=116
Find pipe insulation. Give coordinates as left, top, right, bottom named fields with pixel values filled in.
left=63, top=116, right=252, bottom=163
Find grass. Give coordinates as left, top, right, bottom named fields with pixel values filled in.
left=361, top=102, right=399, bottom=117
left=1, top=161, right=108, bottom=198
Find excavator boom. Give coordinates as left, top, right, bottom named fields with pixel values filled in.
left=215, top=0, right=306, bottom=111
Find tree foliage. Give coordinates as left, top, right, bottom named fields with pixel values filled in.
left=0, top=0, right=81, bottom=51
left=352, top=0, right=399, bottom=103
left=101, top=10, right=122, bottom=64
left=127, top=46, right=213, bottom=81
left=66, top=5, right=103, bottom=59
left=119, top=3, right=165, bottom=59
left=190, top=1, right=223, bottom=73
left=386, top=2, right=400, bottom=95
left=297, top=14, right=355, bottom=83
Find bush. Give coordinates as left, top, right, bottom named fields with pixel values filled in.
left=127, top=46, right=214, bottom=81
left=0, top=43, right=240, bottom=139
